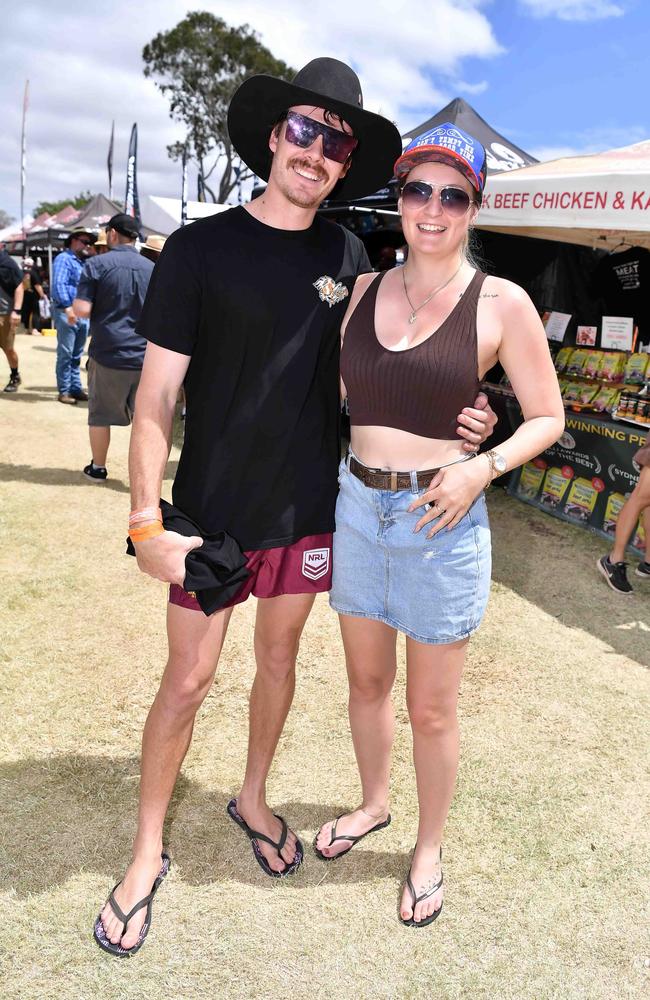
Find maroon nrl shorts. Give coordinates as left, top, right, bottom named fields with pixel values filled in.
left=169, top=532, right=333, bottom=613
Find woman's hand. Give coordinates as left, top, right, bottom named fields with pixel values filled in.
left=408, top=456, right=490, bottom=537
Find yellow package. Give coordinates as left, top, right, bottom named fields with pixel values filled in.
left=540, top=467, right=572, bottom=510
left=578, top=384, right=599, bottom=404
left=603, top=492, right=626, bottom=535
left=563, top=477, right=599, bottom=523
left=623, top=353, right=649, bottom=384
left=554, top=347, right=574, bottom=372
left=566, top=349, right=590, bottom=375
left=598, top=352, right=626, bottom=381
left=516, top=462, right=546, bottom=500
left=584, top=351, right=604, bottom=378
left=592, top=387, right=620, bottom=412
left=562, top=382, right=586, bottom=402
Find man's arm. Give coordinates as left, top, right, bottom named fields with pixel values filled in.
left=128, top=342, right=202, bottom=584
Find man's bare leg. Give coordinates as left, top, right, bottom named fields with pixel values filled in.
left=100, top=600, right=233, bottom=948
left=235, top=592, right=316, bottom=873
left=89, top=426, right=110, bottom=467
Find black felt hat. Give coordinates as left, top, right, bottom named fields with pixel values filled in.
left=227, top=57, right=402, bottom=201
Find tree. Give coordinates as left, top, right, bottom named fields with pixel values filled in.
left=33, top=191, right=93, bottom=218
left=143, top=11, right=294, bottom=203
left=0, top=210, right=15, bottom=229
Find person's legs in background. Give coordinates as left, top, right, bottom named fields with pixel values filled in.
left=1, top=314, right=20, bottom=392
left=53, top=306, right=77, bottom=402
left=70, top=319, right=89, bottom=400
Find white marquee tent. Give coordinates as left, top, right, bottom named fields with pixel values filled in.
left=477, top=140, right=650, bottom=250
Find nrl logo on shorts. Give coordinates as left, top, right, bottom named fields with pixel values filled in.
left=313, top=275, right=349, bottom=308
left=302, top=547, right=330, bottom=581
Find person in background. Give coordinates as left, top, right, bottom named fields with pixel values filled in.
left=598, top=436, right=650, bottom=592
left=92, top=229, right=111, bottom=256
left=0, top=241, right=25, bottom=392
left=20, top=257, right=45, bottom=335
left=73, top=213, right=154, bottom=482
left=140, top=234, right=166, bottom=264
left=51, top=226, right=95, bottom=404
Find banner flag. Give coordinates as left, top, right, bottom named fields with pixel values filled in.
left=20, top=80, right=29, bottom=238
left=181, top=146, right=188, bottom=227
left=124, top=123, right=141, bottom=226
left=107, top=120, right=115, bottom=201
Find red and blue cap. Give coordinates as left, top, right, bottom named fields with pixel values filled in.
left=394, top=122, right=487, bottom=200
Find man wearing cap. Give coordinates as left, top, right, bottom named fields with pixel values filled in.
left=94, top=59, right=496, bottom=957
left=51, top=227, right=95, bottom=403
left=73, top=214, right=154, bottom=482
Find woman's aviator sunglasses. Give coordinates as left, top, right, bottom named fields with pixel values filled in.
left=401, top=180, right=475, bottom=217
left=284, top=111, right=358, bottom=164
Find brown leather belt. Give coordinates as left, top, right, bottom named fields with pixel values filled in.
left=348, top=455, right=440, bottom=491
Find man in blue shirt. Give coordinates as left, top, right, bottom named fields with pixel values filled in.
left=74, top=214, right=154, bottom=481
left=51, top=227, right=95, bottom=403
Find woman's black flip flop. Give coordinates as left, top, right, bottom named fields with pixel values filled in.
left=313, top=813, right=391, bottom=861
left=399, top=848, right=443, bottom=928
left=93, top=852, right=171, bottom=957
left=227, top=799, right=303, bottom=878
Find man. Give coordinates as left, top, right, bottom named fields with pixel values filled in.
left=94, top=59, right=496, bottom=957
left=73, top=214, right=154, bottom=481
left=0, top=242, right=24, bottom=392
left=51, top=226, right=95, bottom=404
left=139, top=233, right=166, bottom=264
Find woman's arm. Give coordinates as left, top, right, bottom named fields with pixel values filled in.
left=410, top=280, right=564, bottom=535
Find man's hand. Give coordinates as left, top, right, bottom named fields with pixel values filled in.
left=456, top=391, right=498, bottom=452
left=9, top=311, right=20, bottom=328
left=65, top=307, right=77, bottom=326
left=133, top=529, right=203, bottom=586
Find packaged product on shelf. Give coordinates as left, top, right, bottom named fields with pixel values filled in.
left=540, top=467, right=572, bottom=510
left=554, top=347, right=574, bottom=372
left=603, top=492, right=626, bottom=535
left=562, top=382, right=583, bottom=402
left=563, top=477, right=599, bottom=523
left=623, top=352, right=649, bottom=384
left=516, top=462, right=546, bottom=500
left=578, top=384, right=599, bottom=404
left=566, top=349, right=591, bottom=375
left=598, top=351, right=626, bottom=382
left=584, top=351, right=604, bottom=378
left=592, top=386, right=620, bottom=412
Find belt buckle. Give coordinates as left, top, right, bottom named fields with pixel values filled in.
left=390, top=471, right=398, bottom=491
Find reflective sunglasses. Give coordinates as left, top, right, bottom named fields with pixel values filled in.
left=401, top=180, right=475, bottom=217
left=284, top=111, right=358, bottom=164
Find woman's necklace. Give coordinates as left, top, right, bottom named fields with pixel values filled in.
left=402, top=260, right=463, bottom=326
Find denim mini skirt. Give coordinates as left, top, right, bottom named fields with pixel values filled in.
left=330, top=456, right=492, bottom=644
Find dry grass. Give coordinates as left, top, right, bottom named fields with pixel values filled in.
left=1, top=335, right=649, bottom=1000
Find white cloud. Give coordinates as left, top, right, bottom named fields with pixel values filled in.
left=455, top=80, right=490, bottom=95
left=518, top=0, right=625, bottom=20
left=0, top=1, right=504, bottom=219
left=530, top=123, right=647, bottom=161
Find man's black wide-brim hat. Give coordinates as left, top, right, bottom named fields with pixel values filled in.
left=228, top=57, right=402, bottom=201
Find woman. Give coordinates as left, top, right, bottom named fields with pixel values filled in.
left=315, top=124, right=565, bottom=927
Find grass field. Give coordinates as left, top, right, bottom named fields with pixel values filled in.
left=1, top=335, right=648, bottom=1000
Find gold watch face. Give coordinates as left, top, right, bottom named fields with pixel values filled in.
left=493, top=452, right=507, bottom=473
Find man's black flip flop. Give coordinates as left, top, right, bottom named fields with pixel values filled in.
left=313, top=813, right=391, bottom=861
left=93, top=853, right=171, bottom=957
left=227, top=799, right=303, bottom=878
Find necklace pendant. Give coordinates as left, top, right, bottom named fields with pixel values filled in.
left=408, top=312, right=416, bottom=325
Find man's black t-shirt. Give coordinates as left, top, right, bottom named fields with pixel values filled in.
left=137, top=206, right=370, bottom=550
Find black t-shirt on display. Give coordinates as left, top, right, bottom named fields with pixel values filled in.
left=137, top=206, right=370, bottom=550
left=592, top=247, right=650, bottom=339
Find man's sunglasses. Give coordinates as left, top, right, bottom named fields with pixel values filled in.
left=284, top=111, right=358, bottom=164
left=77, top=238, right=93, bottom=246
left=401, top=180, right=476, bottom=217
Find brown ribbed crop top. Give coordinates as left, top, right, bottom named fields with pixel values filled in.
left=340, top=268, right=484, bottom=440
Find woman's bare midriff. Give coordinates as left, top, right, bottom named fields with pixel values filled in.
left=350, top=424, right=468, bottom=471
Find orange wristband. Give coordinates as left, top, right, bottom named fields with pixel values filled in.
left=129, top=522, right=165, bottom=543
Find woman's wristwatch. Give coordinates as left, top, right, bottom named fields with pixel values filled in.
left=484, top=449, right=507, bottom=486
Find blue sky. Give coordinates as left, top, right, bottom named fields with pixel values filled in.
left=0, top=0, right=648, bottom=223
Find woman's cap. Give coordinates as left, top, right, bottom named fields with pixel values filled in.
left=394, top=122, right=486, bottom=198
